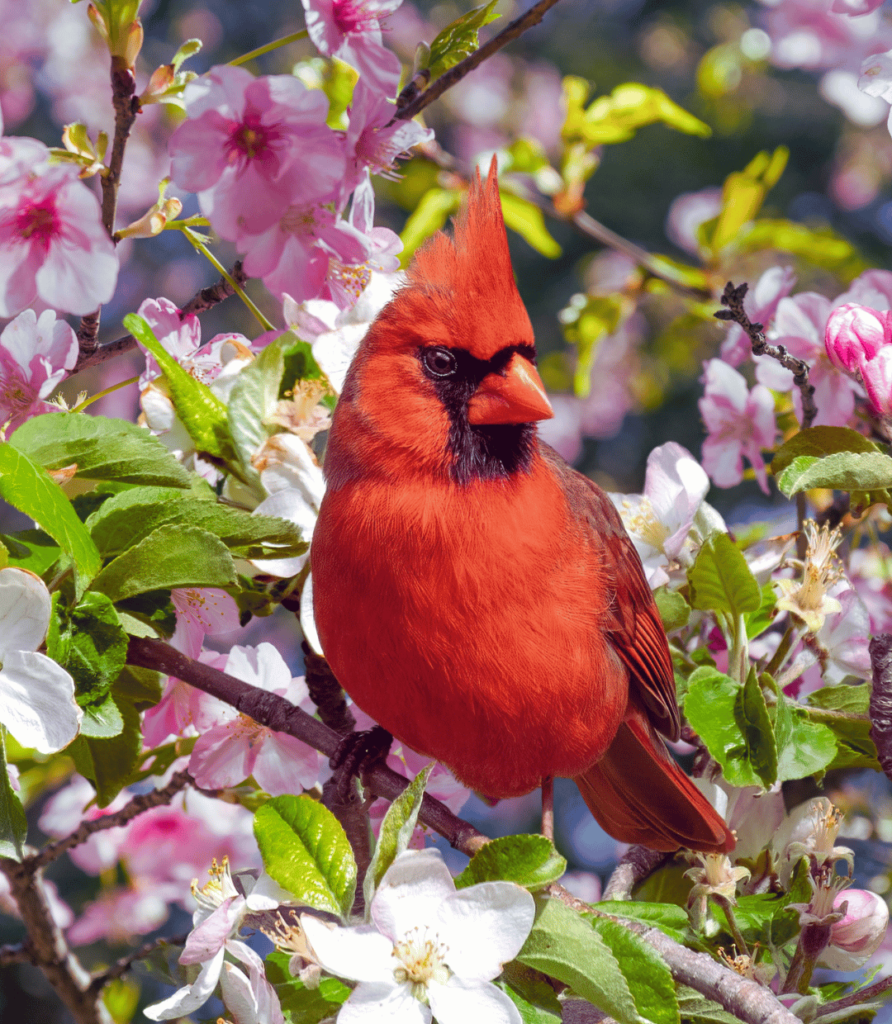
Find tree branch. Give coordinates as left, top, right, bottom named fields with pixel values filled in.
left=86, top=932, right=189, bottom=998
left=715, top=281, right=817, bottom=428
left=395, top=0, right=565, bottom=122
left=602, top=846, right=670, bottom=901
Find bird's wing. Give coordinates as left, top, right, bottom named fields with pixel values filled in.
left=539, top=444, right=681, bottom=741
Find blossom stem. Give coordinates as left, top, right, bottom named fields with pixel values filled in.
left=71, top=376, right=140, bottom=412
left=763, top=625, right=800, bottom=679
left=228, top=30, right=310, bottom=66
left=727, top=613, right=749, bottom=684
left=715, top=896, right=750, bottom=957
left=181, top=230, right=274, bottom=331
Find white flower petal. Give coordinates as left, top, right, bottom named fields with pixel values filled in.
left=220, top=962, right=259, bottom=1024
left=0, top=651, right=81, bottom=753
left=372, top=849, right=456, bottom=941
left=143, top=946, right=225, bottom=1020
left=339, top=982, right=429, bottom=1024
left=0, top=567, right=51, bottom=654
left=438, top=882, right=535, bottom=980
left=301, top=914, right=396, bottom=983
left=300, top=572, right=324, bottom=655
left=428, top=977, right=521, bottom=1024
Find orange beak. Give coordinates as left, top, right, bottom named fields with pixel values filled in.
left=467, top=352, right=554, bottom=426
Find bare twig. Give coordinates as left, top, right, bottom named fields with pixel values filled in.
left=394, top=0, right=565, bottom=122
left=76, top=59, right=140, bottom=360
left=28, top=770, right=193, bottom=872
left=715, top=282, right=817, bottom=429
left=602, top=846, right=670, bottom=901
left=813, top=974, right=892, bottom=1018
left=0, top=942, right=32, bottom=966
left=86, top=932, right=189, bottom=997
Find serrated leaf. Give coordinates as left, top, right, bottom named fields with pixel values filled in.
left=0, top=441, right=100, bottom=594
left=89, top=525, right=237, bottom=602
left=399, top=188, right=462, bottom=264
left=364, top=763, right=433, bottom=911
left=589, top=917, right=679, bottom=1024
left=455, top=835, right=566, bottom=891
left=47, top=590, right=128, bottom=708
left=739, top=668, right=777, bottom=787
left=0, top=728, right=26, bottom=860
left=499, top=192, right=562, bottom=258
left=254, top=795, right=357, bottom=919
left=771, top=426, right=882, bottom=478
left=775, top=712, right=837, bottom=781
left=70, top=697, right=142, bottom=806
left=265, top=951, right=351, bottom=1022
left=654, top=586, right=690, bottom=632
left=776, top=452, right=892, bottom=498
left=79, top=694, right=124, bottom=738
left=591, top=901, right=691, bottom=945
left=123, top=313, right=237, bottom=467
left=427, top=0, right=501, bottom=80
left=86, top=487, right=303, bottom=559
left=227, top=335, right=286, bottom=488
left=10, top=413, right=192, bottom=487
left=683, top=668, right=761, bottom=787
left=808, top=684, right=871, bottom=715
left=689, top=533, right=760, bottom=617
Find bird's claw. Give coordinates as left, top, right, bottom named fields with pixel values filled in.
left=330, top=725, right=393, bottom=803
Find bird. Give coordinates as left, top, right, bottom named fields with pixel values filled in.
left=309, top=163, right=734, bottom=853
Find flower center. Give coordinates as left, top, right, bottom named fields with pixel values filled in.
left=280, top=205, right=319, bottom=237
left=333, top=0, right=379, bottom=34
left=622, top=497, right=670, bottom=552
left=392, top=926, right=451, bottom=1003
left=15, top=196, right=59, bottom=247
left=226, top=111, right=284, bottom=171
left=0, top=368, right=38, bottom=420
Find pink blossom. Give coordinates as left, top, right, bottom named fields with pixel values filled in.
left=302, top=0, right=404, bottom=96
left=860, top=345, right=892, bottom=415
left=763, top=0, right=892, bottom=71
left=68, top=884, right=172, bottom=946
left=39, top=775, right=131, bottom=875
left=0, top=164, right=117, bottom=316
left=699, top=359, right=776, bottom=492
left=720, top=265, right=797, bottom=366
left=142, top=649, right=229, bottom=747
left=835, top=268, right=892, bottom=309
left=821, top=889, right=889, bottom=970
left=189, top=643, right=321, bottom=795
left=824, top=301, right=891, bottom=372
left=816, top=586, right=872, bottom=684
left=0, top=308, right=77, bottom=430
left=665, top=187, right=722, bottom=255
left=170, top=65, right=346, bottom=242
left=831, top=0, right=886, bottom=15
left=170, top=587, right=241, bottom=659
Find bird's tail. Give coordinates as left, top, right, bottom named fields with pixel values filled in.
left=574, top=707, right=735, bottom=854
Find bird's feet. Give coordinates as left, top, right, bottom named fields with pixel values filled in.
left=330, top=725, right=393, bottom=802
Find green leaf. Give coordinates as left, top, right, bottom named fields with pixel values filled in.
left=654, top=586, right=691, bottom=633
left=739, top=668, right=777, bottom=787
left=399, top=188, right=462, bottom=264
left=46, top=591, right=128, bottom=707
left=426, top=1, right=501, bottom=80
left=123, top=313, right=238, bottom=468
left=708, top=147, right=788, bottom=252
left=9, top=413, right=192, bottom=487
left=0, top=441, right=100, bottom=594
left=265, top=952, right=351, bottom=1023
left=114, top=664, right=162, bottom=711
left=0, top=529, right=61, bottom=578
left=86, top=487, right=304, bottom=559
left=736, top=220, right=868, bottom=279
left=560, top=294, right=629, bottom=397
left=519, top=898, right=677, bottom=1024
left=89, top=525, right=237, bottom=601
left=775, top=711, right=838, bottom=781
left=254, top=795, right=357, bottom=919
left=771, top=426, right=882, bottom=478
left=0, top=728, right=26, bottom=860
left=455, top=835, right=567, bottom=891
left=776, top=452, right=892, bottom=499
left=497, top=977, right=562, bottom=1024
left=809, top=684, right=870, bottom=715
left=499, top=192, right=562, bottom=258
left=79, top=694, right=124, bottom=738
left=689, top=533, right=761, bottom=618
left=676, top=986, right=747, bottom=1024
left=591, top=901, right=691, bottom=945
left=683, top=668, right=761, bottom=787
left=226, top=334, right=286, bottom=487
left=563, top=79, right=710, bottom=147
left=364, top=763, right=433, bottom=910
left=70, top=696, right=142, bottom=806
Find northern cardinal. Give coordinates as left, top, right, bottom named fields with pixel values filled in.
left=310, top=165, right=734, bottom=853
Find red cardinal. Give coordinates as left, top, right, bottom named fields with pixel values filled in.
left=311, top=166, right=734, bottom=853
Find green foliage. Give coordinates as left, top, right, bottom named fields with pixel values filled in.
left=265, top=952, right=350, bottom=1024
left=10, top=413, right=192, bottom=487
left=70, top=694, right=142, bottom=806
left=499, top=963, right=563, bottom=1024
left=560, top=294, right=630, bottom=397
left=736, top=220, right=869, bottom=279
left=47, top=590, right=128, bottom=707
left=0, top=441, right=100, bottom=595
left=590, top=902, right=691, bottom=945
left=654, top=586, right=691, bottom=632
left=0, top=728, right=26, bottom=860
left=703, top=147, right=788, bottom=253
left=425, top=1, right=501, bottom=81
left=775, top=452, right=892, bottom=505
left=518, top=897, right=678, bottom=1024
left=399, top=187, right=462, bottom=263
left=454, top=834, right=567, bottom=890
left=689, top=533, right=761, bottom=618
left=500, top=192, right=562, bottom=258
left=254, top=795, right=357, bottom=919
left=364, top=763, right=433, bottom=909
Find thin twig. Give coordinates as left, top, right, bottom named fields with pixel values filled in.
left=715, top=282, right=817, bottom=428
left=394, top=0, right=565, bottom=122
left=0, top=942, right=32, bottom=966
left=28, top=770, right=193, bottom=872
left=814, top=974, right=892, bottom=1018
left=86, top=932, right=189, bottom=997
left=602, top=846, right=670, bottom=900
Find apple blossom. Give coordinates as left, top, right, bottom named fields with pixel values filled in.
left=773, top=798, right=855, bottom=887
left=0, top=308, right=77, bottom=431
left=831, top=0, right=886, bottom=15
left=775, top=522, right=845, bottom=633
left=39, top=774, right=131, bottom=875
left=859, top=49, right=892, bottom=131
left=0, top=567, right=81, bottom=754
left=824, top=301, right=891, bottom=372
left=301, top=848, right=535, bottom=1024
left=699, top=359, right=776, bottom=493
left=719, top=265, right=796, bottom=366
left=762, top=0, right=892, bottom=72
left=860, top=345, right=892, bottom=416
left=820, top=889, right=890, bottom=970
left=0, top=163, right=118, bottom=317
left=189, top=643, right=321, bottom=794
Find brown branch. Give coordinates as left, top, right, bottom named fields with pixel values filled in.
left=814, top=973, right=892, bottom=1018
left=0, top=858, right=111, bottom=1024
left=715, top=282, right=818, bottom=429
left=86, top=932, right=189, bottom=998
left=76, top=58, right=141, bottom=360
left=602, top=846, right=670, bottom=901
left=0, top=942, right=32, bottom=967
left=28, top=770, right=193, bottom=872
left=301, top=640, right=356, bottom=736
left=394, top=0, right=565, bottom=122
left=125, top=637, right=490, bottom=857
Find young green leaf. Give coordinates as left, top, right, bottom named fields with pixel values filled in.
left=776, top=452, right=892, bottom=498
left=399, top=188, right=462, bottom=264
left=264, top=952, right=350, bottom=1022
left=226, top=334, right=286, bottom=487
left=455, top=834, right=567, bottom=891
left=0, top=728, right=26, bottom=860
left=47, top=590, right=128, bottom=708
left=654, top=586, right=691, bottom=632
left=79, top=693, right=125, bottom=738
left=254, top=795, right=357, bottom=919
left=426, top=1, right=501, bottom=81
left=589, top=917, right=679, bottom=1024
left=771, top=426, right=882, bottom=478
left=70, top=697, right=143, bottom=806
left=689, top=533, right=761, bottom=618
left=591, top=901, right=692, bottom=946
left=364, top=763, right=433, bottom=910
left=708, top=147, right=788, bottom=252
left=739, top=668, right=777, bottom=788
left=499, top=193, right=562, bottom=258
left=683, top=668, right=762, bottom=787
left=0, top=442, right=101, bottom=595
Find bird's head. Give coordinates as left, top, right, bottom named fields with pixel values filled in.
left=329, top=161, right=554, bottom=487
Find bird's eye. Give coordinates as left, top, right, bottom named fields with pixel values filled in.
left=422, top=347, right=457, bottom=378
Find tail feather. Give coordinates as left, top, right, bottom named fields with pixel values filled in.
left=574, top=711, right=735, bottom=854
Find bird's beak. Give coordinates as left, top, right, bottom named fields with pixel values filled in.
left=467, top=352, right=554, bottom=425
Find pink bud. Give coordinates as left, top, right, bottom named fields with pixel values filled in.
left=820, top=889, right=889, bottom=971
left=824, top=303, right=890, bottom=374
left=861, top=347, right=892, bottom=417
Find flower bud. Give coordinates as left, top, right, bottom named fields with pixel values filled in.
left=824, top=302, right=890, bottom=374
left=860, top=346, right=892, bottom=417
left=819, top=889, right=889, bottom=971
